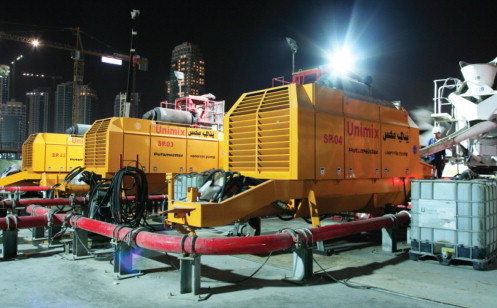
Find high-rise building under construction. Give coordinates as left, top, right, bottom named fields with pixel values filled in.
left=26, top=88, right=50, bottom=135
left=168, top=42, right=205, bottom=103
left=0, top=65, right=10, bottom=103
left=78, top=85, right=97, bottom=125
left=54, top=82, right=73, bottom=133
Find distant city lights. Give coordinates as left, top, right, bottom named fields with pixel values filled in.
left=11, top=54, right=23, bottom=64
left=22, top=72, right=46, bottom=78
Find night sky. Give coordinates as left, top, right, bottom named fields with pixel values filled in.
left=1, top=0, right=497, bottom=120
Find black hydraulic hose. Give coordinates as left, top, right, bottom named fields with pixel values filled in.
left=213, top=169, right=226, bottom=202
left=198, top=169, right=264, bottom=202
left=88, top=180, right=109, bottom=220
left=108, top=167, right=149, bottom=228
left=223, top=171, right=243, bottom=198
left=63, top=166, right=85, bottom=184
left=201, top=168, right=227, bottom=202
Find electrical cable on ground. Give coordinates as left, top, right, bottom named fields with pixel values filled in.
left=312, top=257, right=465, bottom=307
left=162, top=253, right=179, bottom=270
left=227, top=251, right=273, bottom=284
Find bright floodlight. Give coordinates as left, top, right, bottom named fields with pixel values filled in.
left=286, top=37, right=298, bottom=73
left=31, top=39, right=40, bottom=47
left=101, top=56, right=123, bottom=66
left=329, top=47, right=355, bottom=73
left=131, top=9, right=140, bottom=20
left=174, top=71, right=184, bottom=81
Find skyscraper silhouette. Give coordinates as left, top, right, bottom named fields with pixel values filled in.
left=168, top=42, right=205, bottom=104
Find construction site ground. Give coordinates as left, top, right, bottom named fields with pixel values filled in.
left=1, top=216, right=496, bottom=308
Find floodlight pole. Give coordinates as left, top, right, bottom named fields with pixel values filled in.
left=291, top=50, right=296, bottom=74
left=126, top=9, right=140, bottom=115
left=286, top=37, right=298, bottom=74
left=174, top=71, right=184, bottom=98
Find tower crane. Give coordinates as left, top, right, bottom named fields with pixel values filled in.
left=0, top=27, right=146, bottom=125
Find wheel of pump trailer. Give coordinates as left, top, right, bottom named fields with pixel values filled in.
left=472, top=261, right=488, bottom=271
left=302, top=215, right=329, bottom=224
left=277, top=214, right=294, bottom=221
left=324, top=248, right=334, bottom=256
left=239, top=224, right=255, bottom=237
left=303, top=217, right=312, bottom=224
left=437, top=254, right=451, bottom=266
left=248, top=217, right=261, bottom=236
left=408, top=252, right=420, bottom=261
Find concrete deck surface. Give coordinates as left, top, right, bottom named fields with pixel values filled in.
left=1, top=216, right=495, bottom=308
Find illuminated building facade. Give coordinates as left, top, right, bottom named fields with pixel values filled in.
left=0, top=100, right=26, bottom=156
left=26, top=88, right=50, bottom=135
left=54, top=82, right=73, bottom=133
left=168, top=42, right=205, bottom=103
left=0, top=65, right=10, bottom=104
left=78, top=85, right=98, bottom=125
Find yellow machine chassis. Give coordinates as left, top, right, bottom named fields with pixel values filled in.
left=167, top=177, right=413, bottom=228
left=0, top=171, right=88, bottom=194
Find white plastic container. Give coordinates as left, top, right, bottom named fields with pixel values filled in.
left=409, top=179, right=497, bottom=269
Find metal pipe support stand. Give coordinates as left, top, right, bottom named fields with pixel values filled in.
left=48, top=226, right=62, bottom=247
left=30, top=208, right=46, bottom=240
left=113, top=241, right=143, bottom=280
left=382, top=225, right=398, bottom=253
left=2, top=229, right=18, bottom=259
left=284, top=246, right=315, bottom=285
left=72, top=228, right=90, bottom=259
left=31, top=226, right=45, bottom=240
left=180, top=254, right=201, bottom=294
left=168, top=254, right=206, bottom=301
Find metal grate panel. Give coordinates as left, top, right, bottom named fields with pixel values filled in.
left=22, top=134, right=37, bottom=169
left=228, top=87, right=291, bottom=174
left=84, top=119, right=111, bottom=168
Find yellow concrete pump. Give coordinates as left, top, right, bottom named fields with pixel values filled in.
left=83, top=116, right=223, bottom=194
left=166, top=71, right=433, bottom=231
left=0, top=133, right=85, bottom=188
left=0, top=95, right=225, bottom=199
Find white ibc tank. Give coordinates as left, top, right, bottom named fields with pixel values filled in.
left=410, top=179, right=497, bottom=263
